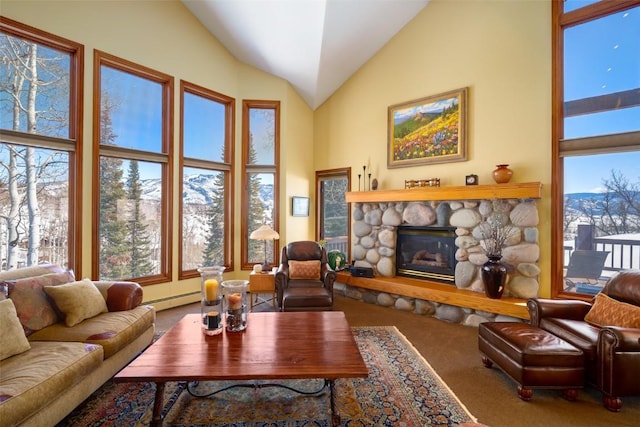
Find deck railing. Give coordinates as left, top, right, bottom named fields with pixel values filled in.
left=324, top=236, right=348, bottom=255
left=564, top=236, right=640, bottom=273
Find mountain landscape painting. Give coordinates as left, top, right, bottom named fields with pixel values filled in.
left=388, top=87, right=467, bottom=168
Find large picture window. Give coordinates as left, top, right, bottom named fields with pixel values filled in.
left=0, top=17, right=82, bottom=273
left=93, top=51, right=173, bottom=283
left=241, top=100, right=279, bottom=270
left=180, top=81, right=234, bottom=277
left=554, top=1, right=640, bottom=298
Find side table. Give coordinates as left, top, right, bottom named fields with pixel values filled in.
left=249, top=271, right=276, bottom=310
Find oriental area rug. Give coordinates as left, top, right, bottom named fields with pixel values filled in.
left=58, top=326, right=477, bottom=426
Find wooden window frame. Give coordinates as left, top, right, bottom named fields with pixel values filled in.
left=315, top=167, right=352, bottom=261
left=241, top=100, right=280, bottom=270
left=0, top=17, right=83, bottom=275
left=92, top=50, right=173, bottom=285
left=179, top=80, right=235, bottom=279
left=551, top=0, right=640, bottom=299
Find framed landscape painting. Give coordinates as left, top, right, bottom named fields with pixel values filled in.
left=388, top=87, right=468, bottom=168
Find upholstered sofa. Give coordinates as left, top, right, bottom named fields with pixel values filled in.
left=527, top=270, right=640, bottom=411
left=0, top=264, right=155, bottom=426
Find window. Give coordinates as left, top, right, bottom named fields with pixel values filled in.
left=93, top=51, right=173, bottom=283
left=316, top=168, right=351, bottom=260
left=241, top=100, right=279, bottom=270
left=0, top=17, right=82, bottom=272
left=554, top=1, right=640, bottom=298
left=180, top=81, right=234, bottom=277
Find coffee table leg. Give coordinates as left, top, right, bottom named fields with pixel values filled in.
left=329, top=379, right=340, bottom=427
left=151, top=382, right=165, bottom=427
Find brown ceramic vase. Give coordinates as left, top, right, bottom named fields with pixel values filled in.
left=493, top=164, right=513, bottom=184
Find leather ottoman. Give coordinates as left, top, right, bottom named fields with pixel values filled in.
left=281, top=287, right=332, bottom=312
left=478, top=322, right=585, bottom=401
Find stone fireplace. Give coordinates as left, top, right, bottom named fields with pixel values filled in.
left=340, top=183, right=543, bottom=326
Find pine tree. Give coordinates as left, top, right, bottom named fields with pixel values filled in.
left=247, top=135, right=269, bottom=263
left=126, top=160, right=155, bottom=277
left=202, top=169, right=226, bottom=267
left=98, top=93, right=130, bottom=280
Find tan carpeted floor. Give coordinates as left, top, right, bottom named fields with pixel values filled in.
left=155, top=295, right=639, bottom=427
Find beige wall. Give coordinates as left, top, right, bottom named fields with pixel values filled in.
left=314, top=0, right=552, bottom=296
left=3, top=0, right=553, bottom=305
left=2, top=0, right=315, bottom=308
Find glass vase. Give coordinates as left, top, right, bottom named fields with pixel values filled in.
left=222, top=280, right=249, bottom=332
left=198, top=266, right=224, bottom=336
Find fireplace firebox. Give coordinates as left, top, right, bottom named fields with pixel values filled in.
left=396, top=226, right=457, bottom=283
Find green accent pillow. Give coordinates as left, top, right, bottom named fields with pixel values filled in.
left=44, top=279, right=108, bottom=327
left=327, top=250, right=347, bottom=271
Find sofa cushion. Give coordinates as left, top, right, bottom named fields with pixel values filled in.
left=0, top=299, right=31, bottom=361
left=288, top=260, right=321, bottom=280
left=44, top=279, right=108, bottom=327
left=28, top=305, right=155, bottom=359
left=584, top=292, right=640, bottom=328
left=5, top=270, right=75, bottom=335
left=0, top=341, right=103, bottom=426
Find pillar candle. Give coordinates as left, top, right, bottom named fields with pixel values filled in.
left=205, top=279, right=219, bottom=301
left=228, top=292, right=242, bottom=310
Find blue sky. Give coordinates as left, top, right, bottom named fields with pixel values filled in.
left=562, top=7, right=639, bottom=194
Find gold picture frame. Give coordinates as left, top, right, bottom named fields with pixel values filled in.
left=388, top=87, right=468, bottom=168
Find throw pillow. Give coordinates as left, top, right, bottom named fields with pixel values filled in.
left=44, top=279, right=108, bottom=327
left=289, top=260, right=321, bottom=280
left=0, top=299, right=31, bottom=360
left=584, top=292, right=640, bottom=328
left=5, top=270, right=75, bottom=335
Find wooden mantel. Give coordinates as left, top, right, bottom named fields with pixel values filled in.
left=345, top=181, right=542, bottom=203
left=336, top=272, right=529, bottom=319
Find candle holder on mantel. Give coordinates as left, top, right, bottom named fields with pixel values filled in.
left=197, top=266, right=224, bottom=336
left=222, top=280, right=249, bottom=332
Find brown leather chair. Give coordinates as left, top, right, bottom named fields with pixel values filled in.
left=527, top=270, right=640, bottom=411
left=274, top=241, right=336, bottom=312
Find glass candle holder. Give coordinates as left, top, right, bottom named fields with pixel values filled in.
left=197, top=266, right=224, bottom=336
left=222, top=280, right=249, bottom=332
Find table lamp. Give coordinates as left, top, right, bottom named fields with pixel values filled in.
left=250, top=224, right=280, bottom=272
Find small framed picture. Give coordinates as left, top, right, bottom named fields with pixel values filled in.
left=291, top=196, right=310, bottom=217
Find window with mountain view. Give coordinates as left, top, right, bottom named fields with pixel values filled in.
left=555, top=1, right=640, bottom=297
left=94, top=51, right=173, bottom=283
left=0, top=18, right=82, bottom=272
left=242, top=100, right=280, bottom=270
left=180, top=81, right=234, bottom=277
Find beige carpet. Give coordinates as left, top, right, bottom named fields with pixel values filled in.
left=156, top=296, right=640, bottom=427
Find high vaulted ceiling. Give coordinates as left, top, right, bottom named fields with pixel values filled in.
left=182, top=0, right=430, bottom=110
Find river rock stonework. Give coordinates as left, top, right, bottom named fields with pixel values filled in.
left=344, top=198, right=539, bottom=325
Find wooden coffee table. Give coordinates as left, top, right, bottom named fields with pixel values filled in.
left=115, top=311, right=368, bottom=426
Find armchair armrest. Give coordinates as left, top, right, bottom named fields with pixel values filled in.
left=320, top=264, right=337, bottom=291
left=92, top=281, right=143, bottom=311
left=527, top=298, right=592, bottom=326
left=275, top=268, right=288, bottom=307
left=599, top=326, right=640, bottom=352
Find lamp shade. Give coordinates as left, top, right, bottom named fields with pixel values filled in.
left=250, top=224, right=280, bottom=241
